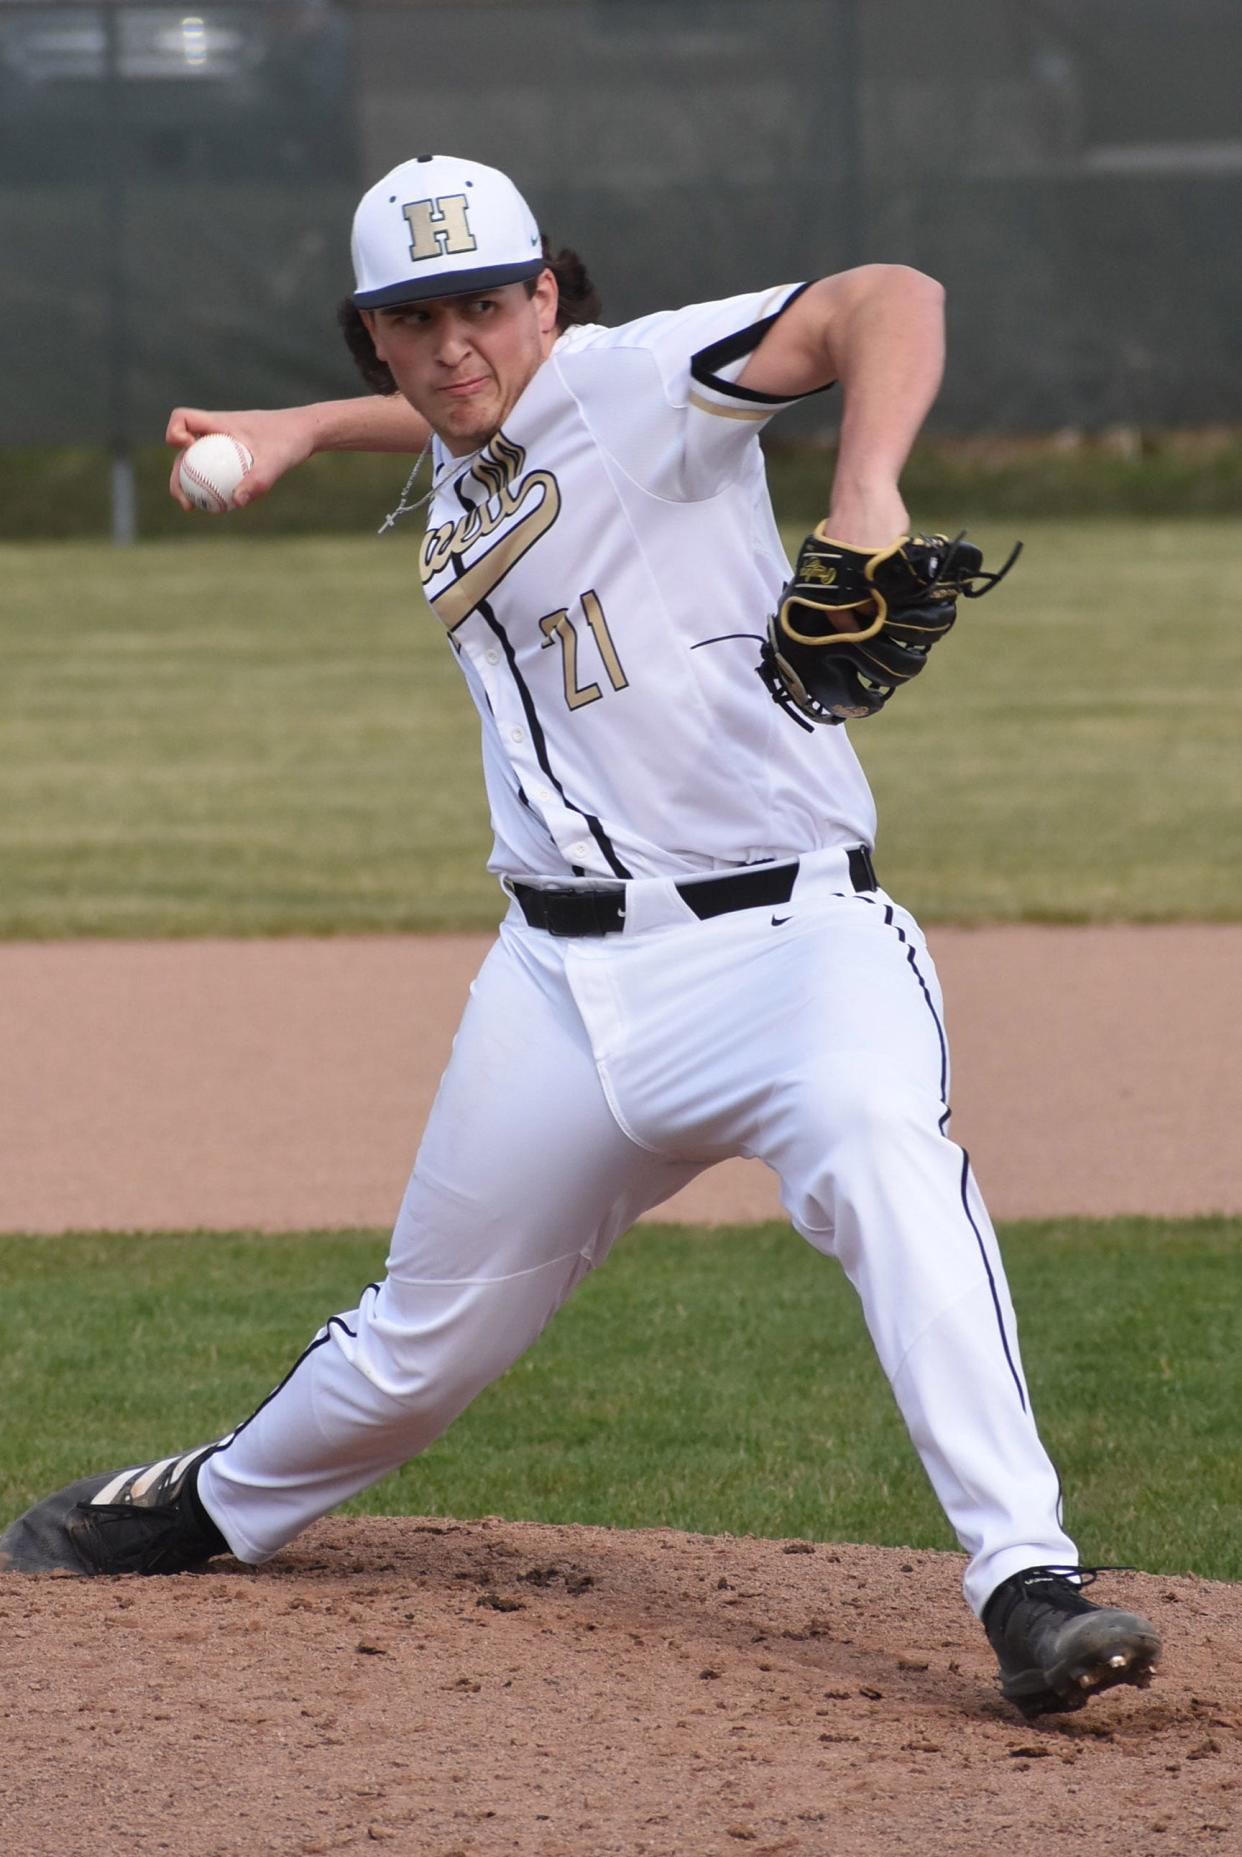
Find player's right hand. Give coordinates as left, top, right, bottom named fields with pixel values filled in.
left=165, top=406, right=318, bottom=511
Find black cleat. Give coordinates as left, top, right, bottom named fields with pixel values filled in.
left=0, top=1447, right=228, bottom=1576
left=983, top=1565, right=1161, bottom=1718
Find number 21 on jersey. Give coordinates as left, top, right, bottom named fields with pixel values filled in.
left=539, top=590, right=629, bottom=711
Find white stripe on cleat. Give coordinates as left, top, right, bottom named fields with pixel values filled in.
left=91, top=1466, right=147, bottom=1506
left=128, top=1458, right=179, bottom=1501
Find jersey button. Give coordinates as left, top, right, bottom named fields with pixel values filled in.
left=509, top=726, right=525, bottom=744
left=571, top=839, right=590, bottom=859
left=535, top=785, right=554, bottom=804
left=485, top=648, right=501, bottom=665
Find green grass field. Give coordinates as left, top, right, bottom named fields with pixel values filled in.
left=3, top=518, right=1240, bottom=935
left=1, top=1220, right=1237, bottom=1581
left=3, top=516, right=1238, bottom=1583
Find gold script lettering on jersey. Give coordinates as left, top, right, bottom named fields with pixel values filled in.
left=419, top=435, right=561, bottom=631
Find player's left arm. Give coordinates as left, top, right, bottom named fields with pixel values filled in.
left=748, top=268, right=1022, bottom=729
left=737, top=265, right=945, bottom=548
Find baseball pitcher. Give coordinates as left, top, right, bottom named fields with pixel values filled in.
left=2, top=155, right=1159, bottom=1721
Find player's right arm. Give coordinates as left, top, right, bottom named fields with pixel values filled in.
left=165, top=394, right=430, bottom=510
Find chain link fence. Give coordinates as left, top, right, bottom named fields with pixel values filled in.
left=2, top=0, right=1239, bottom=455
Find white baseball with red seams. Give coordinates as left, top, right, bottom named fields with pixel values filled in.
left=178, top=434, right=253, bottom=512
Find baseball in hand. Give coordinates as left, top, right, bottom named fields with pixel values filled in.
left=178, top=434, right=254, bottom=513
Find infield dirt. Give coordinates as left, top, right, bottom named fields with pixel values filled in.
left=3, top=925, right=1241, bottom=1232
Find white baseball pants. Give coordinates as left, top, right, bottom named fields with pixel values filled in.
left=198, top=846, right=1077, bottom=1614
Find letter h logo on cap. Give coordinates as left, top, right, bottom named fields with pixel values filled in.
left=403, top=195, right=479, bottom=263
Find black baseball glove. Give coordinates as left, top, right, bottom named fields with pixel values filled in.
left=757, top=527, right=1021, bottom=728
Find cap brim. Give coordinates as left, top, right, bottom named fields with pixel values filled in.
left=354, top=257, right=546, bottom=310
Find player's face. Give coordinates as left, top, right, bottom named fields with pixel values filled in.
left=364, top=274, right=560, bottom=455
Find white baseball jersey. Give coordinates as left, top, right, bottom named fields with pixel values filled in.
left=417, top=285, right=877, bottom=883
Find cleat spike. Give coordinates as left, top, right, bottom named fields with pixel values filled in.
left=984, top=1566, right=1162, bottom=1719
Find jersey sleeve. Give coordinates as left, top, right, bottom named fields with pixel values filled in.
left=552, top=284, right=834, bottom=503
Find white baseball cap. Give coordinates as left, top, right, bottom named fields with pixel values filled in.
left=351, top=154, right=545, bottom=309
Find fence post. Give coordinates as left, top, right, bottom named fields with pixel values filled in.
left=103, top=3, right=136, bottom=544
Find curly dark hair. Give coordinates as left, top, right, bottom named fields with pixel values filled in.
left=337, top=238, right=602, bottom=395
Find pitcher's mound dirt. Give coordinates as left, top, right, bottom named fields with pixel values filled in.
left=2, top=1518, right=1236, bottom=1857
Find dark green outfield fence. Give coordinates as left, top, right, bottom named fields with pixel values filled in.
left=1, top=0, right=1240, bottom=535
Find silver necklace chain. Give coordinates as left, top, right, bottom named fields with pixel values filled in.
left=376, top=435, right=483, bottom=535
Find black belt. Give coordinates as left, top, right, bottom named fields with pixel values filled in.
left=512, top=846, right=877, bottom=938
